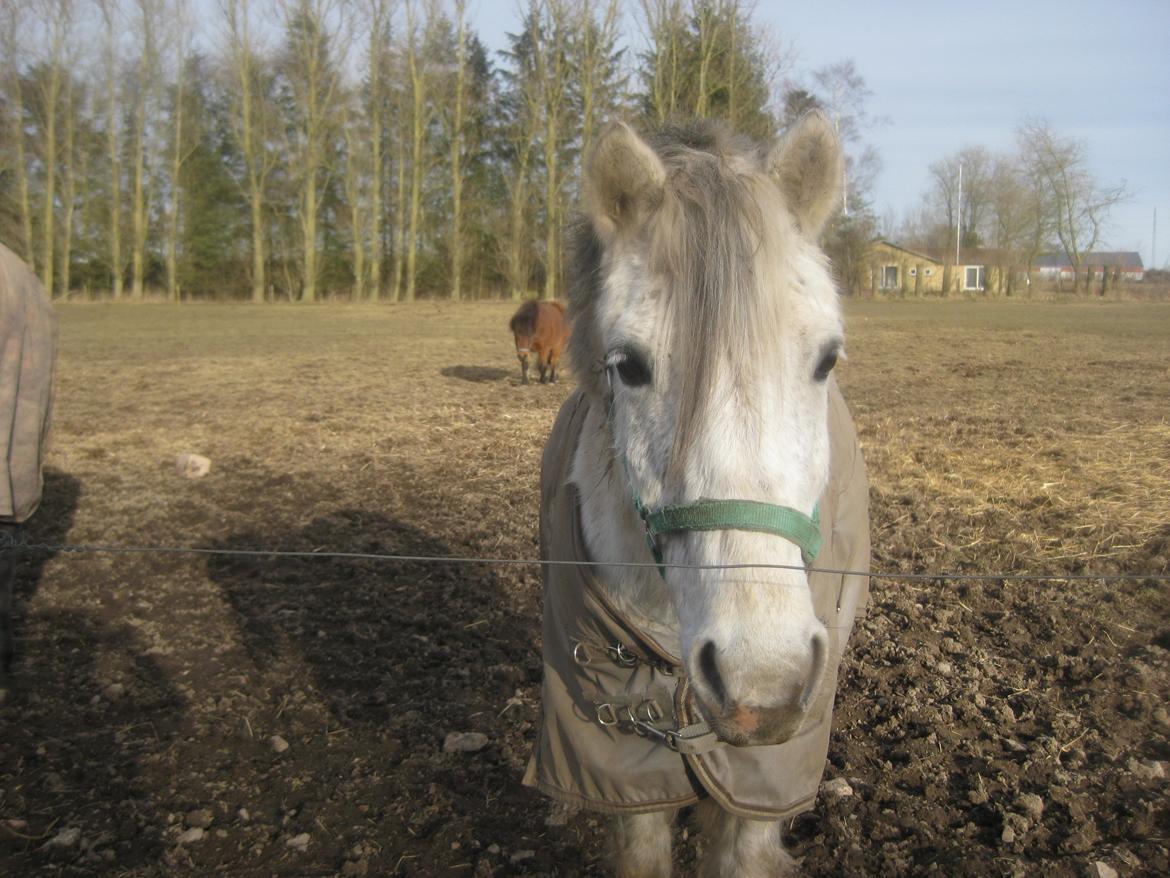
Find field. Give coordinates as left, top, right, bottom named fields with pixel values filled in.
left=2, top=299, right=1168, bottom=877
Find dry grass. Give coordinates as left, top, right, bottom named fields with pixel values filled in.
left=841, top=300, right=1170, bottom=580
left=48, top=298, right=1170, bottom=577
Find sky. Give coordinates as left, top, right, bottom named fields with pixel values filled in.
left=470, top=0, right=1170, bottom=268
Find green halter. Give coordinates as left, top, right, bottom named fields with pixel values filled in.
left=631, top=491, right=821, bottom=578
left=607, top=390, right=822, bottom=578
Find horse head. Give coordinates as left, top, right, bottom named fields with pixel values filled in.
left=569, top=115, right=845, bottom=746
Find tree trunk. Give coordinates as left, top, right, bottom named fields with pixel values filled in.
left=391, top=131, right=406, bottom=302
left=406, top=80, right=423, bottom=302
left=129, top=6, right=155, bottom=303
left=5, top=66, right=36, bottom=268
left=404, top=2, right=426, bottom=304
left=39, top=60, right=61, bottom=294
left=250, top=193, right=266, bottom=302
left=369, top=122, right=383, bottom=302
left=58, top=80, right=77, bottom=299
left=543, top=123, right=557, bottom=300
left=302, top=181, right=318, bottom=302
left=449, top=0, right=466, bottom=302
left=107, top=98, right=123, bottom=298
left=166, top=67, right=185, bottom=303
left=506, top=146, right=530, bottom=301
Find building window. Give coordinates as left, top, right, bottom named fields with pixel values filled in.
left=881, top=265, right=899, bottom=289
left=965, top=266, right=985, bottom=290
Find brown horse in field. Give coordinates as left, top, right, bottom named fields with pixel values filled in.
left=509, top=300, right=570, bottom=385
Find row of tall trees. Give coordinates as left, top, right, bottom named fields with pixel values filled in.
left=1, top=0, right=878, bottom=301
left=900, top=119, right=1128, bottom=294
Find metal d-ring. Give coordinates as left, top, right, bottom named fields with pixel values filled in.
left=572, top=642, right=592, bottom=665
left=595, top=703, right=619, bottom=726
left=606, top=643, right=639, bottom=668
left=625, top=700, right=665, bottom=737
left=636, top=699, right=663, bottom=724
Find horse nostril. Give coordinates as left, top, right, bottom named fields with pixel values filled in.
left=799, top=628, right=830, bottom=710
left=697, top=640, right=728, bottom=707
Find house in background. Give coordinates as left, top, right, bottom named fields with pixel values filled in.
left=868, top=241, right=944, bottom=294
left=1034, top=252, right=1145, bottom=284
left=867, top=241, right=1021, bottom=295
left=949, top=247, right=1021, bottom=293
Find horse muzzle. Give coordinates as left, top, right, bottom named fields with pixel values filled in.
left=687, top=624, right=829, bottom=747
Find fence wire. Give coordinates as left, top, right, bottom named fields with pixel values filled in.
left=2, top=536, right=1168, bottom=584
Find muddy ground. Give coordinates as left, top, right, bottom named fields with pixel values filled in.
left=2, top=300, right=1168, bottom=877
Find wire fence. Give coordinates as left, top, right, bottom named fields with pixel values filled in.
left=3, top=536, right=1168, bottom=584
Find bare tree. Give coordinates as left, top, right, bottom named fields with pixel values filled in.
left=57, top=71, right=79, bottom=298
left=927, top=146, right=994, bottom=251
left=1, top=5, right=36, bottom=266
left=637, top=0, right=686, bottom=125
left=810, top=60, right=881, bottom=215
left=359, top=0, right=393, bottom=301
left=573, top=0, right=622, bottom=163
left=128, top=0, right=162, bottom=301
left=1017, top=117, right=1128, bottom=293
left=986, top=154, right=1043, bottom=295
left=498, top=11, right=541, bottom=300
left=221, top=0, right=279, bottom=302
left=402, top=0, right=439, bottom=302
left=340, top=85, right=369, bottom=300
left=389, top=46, right=408, bottom=301
left=279, top=0, right=347, bottom=302
left=97, top=0, right=127, bottom=298
left=448, top=0, right=468, bottom=301
left=30, top=0, right=75, bottom=293
left=530, top=0, right=572, bottom=300
left=164, top=0, right=199, bottom=302
left=691, top=0, right=721, bottom=117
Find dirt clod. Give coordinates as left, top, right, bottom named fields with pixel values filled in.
left=443, top=732, right=489, bottom=753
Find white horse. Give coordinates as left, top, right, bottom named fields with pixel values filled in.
left=525, top=115, right=869, bottom=877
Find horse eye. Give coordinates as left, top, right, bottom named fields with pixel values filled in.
left=814, top=348, right=839, bottom=382
left=608, top=349, right=653, bottom=387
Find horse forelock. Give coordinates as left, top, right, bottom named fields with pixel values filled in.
left=569, top=120, right=837, bottom=482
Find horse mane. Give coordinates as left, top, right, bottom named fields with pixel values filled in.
left=567, top=119, right=814, bottom=481
left=509, top=299, right=540, bottom=336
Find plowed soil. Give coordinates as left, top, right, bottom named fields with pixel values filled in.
left=2, top=300, right=1168, bottom=877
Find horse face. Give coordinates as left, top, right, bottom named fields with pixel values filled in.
left=582, top=118, right=844, bottom=745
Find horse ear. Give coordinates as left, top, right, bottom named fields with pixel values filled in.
left=583, top=122, right=666, bottom=241
left=766, top=111, right=843, bottom=238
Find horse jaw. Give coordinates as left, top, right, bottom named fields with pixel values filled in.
left=570, top=401, right=680, bottom=649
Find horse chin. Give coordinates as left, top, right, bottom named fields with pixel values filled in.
left=690, top=690, right=807, bottom=747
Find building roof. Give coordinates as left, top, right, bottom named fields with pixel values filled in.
left=1035, top=251, right=1145, bottom=270
left=874, top=240, right=942, bottom=265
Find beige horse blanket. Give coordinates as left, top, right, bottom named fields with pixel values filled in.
left=1, top=243, right=57, bottom=523
left=524, top=381, right=869, bottom=818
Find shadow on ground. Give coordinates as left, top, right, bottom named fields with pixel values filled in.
left=1, top=468, right=187, bottom=873
left=441, top=365, right=513, bottom=384
left=204, top=506, right=595, bottom=875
